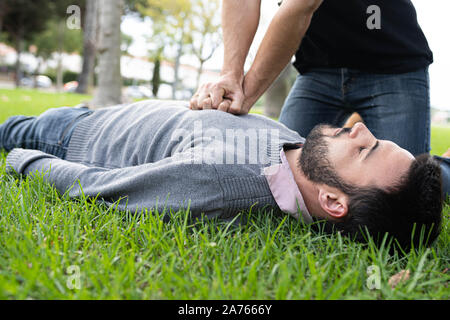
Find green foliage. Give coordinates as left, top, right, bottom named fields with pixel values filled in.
left=122, top=78, right=149, bottom=87
left=32, top=19, right=83, bottom=60
left=121, top=32, right=134, bottom=55
left=1, top=0, right=84, bottom=47
left=41, top=70, right=81, bottom=85
left=0, top=32, right=7, bottom=43
left=1, top=0, right=52, bottom=45
left=1, top=0, right=84, bottom=88
left=152, top=57, right=161, bottom=96
left=138, top=0, right=193, bottom=56
left=137, top=0, right=222, bottom=91
left=63, top=71, right=81, bottom=84
left=187, top=0, right=221, bottom=61
left=137, top=0, right=221, bottom=60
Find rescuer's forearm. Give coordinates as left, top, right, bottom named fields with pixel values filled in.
left=242, top=0, right=322, bottom=109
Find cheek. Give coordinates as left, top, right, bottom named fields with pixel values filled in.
left=338, top=163, right=370, bottom=186
left=327, top=142, right=355, bottom=168
left=328, top=143, right=366, bottom=183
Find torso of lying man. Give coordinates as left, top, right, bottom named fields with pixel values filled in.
left=5, top=100, right=312, bottom=224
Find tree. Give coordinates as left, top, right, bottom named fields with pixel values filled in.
left=49, top=0, right=85, bottom=92
left=0, top=0, right=8, bottom=32
left=2, top=0, right=52, bottom=87
left=143, top=20, right=171, bottom=98
left=121, top=32, right=134, bottom=55
left=150, top=47, right=163, bottom=97
left=92, top=0, right=124, bottom=108
left=137, top=0, right=193, bottom=99
left=76, top=0, right=98, bottom=94
left=188, top=0, right=221, bottom=89
left=31, top=18, right=82, bottom=86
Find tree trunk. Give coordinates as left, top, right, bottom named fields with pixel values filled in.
left=0, top=0, right=6, bottom=33
left=92, top=0, right=123, bottom=108
left=196, top=60, right=204, bottom=90
left=151, top=57, right=161, bottom=97
left=56, top=53, right=63, bottom=92
left=264, top=64, right=294, bottom=118
left=172, top=28, right=184, bottom=100
left=14, top=28, right=24, bottom=88
left=76, top=0, right=98, bottom=94
left=56, top=20, right=65, bottom=93
left=33, top=57, right=42, bottom=88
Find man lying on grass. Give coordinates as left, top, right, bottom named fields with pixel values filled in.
left=0, top=100, right=446, bottom=250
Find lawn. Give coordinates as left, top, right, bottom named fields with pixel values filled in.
left=0, top=88, right=449, bottom=299
left=0, top=88, right=92, bottom=123
left=431, top=126, right=450, bottom=157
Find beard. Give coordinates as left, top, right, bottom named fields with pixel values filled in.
left=299, top=124, right=351, bottom=190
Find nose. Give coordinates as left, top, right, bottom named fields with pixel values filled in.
left=348, top=122, right=367, bottom=139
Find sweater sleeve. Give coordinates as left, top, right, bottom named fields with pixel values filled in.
left=5, top=148, right=224, bottom=218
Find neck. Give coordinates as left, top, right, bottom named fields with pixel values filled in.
left=284, top=147, right=327, bottom=219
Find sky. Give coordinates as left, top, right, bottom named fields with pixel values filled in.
left=122, top=0, right=450, bottom=111
left=411, top=0, right=450, bottom=111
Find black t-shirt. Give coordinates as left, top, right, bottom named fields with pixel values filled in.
left=293, top=0, right=433, bottom=74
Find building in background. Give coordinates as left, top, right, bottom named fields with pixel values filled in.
left=0, top=42, right=220, bottom=101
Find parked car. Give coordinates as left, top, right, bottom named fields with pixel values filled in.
left=175, top=89, right=195, bottom=101
left=19, top=77, right=33, bottom=87
left=20, top=75, right=52, bottom=88
left=64, top=81, right=79, bottom=92
left=36, top=75, right=52, bottom=88
left=125, top=85, right=153, bottom=100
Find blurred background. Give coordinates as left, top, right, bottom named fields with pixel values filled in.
left=0, top=0, right=449, bottom=126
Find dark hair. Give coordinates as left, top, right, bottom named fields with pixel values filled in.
left=318, top=154, right=444, bottom=251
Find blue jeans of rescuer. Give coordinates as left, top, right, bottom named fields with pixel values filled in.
left=280, top=67, right=431, bottom=155
left=279, top=67, right=449, bottom=198
left=0, top=101, right=449, bottom=198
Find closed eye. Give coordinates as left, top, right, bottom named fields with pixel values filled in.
left=359, top=147, right=366, bottom=153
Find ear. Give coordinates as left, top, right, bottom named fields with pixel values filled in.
left=317, top=187, right=349, bottom=219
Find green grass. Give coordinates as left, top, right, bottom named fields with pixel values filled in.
left=0, top=88, right=91, bottom=123
left=431, top=125, right=450, bottom=157
left=0, top=88, right=449, bottom=299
